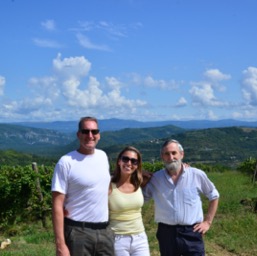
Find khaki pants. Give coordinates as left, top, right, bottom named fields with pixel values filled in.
left=64, top=224, right=114, bottom=256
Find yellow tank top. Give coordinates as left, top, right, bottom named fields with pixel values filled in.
left=108, top=183, right=145, bottom=235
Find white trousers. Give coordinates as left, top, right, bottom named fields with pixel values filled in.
left=114, top=231, right=150, bottom=256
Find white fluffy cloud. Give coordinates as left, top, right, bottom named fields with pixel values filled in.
left=204, top=69, right=231, bottom=81
left=2, top=52, right=257, bottom=122
left=205, top=110, right=218, bottom=120
left=53, top=53, right=91, bottom=79
left=232, top=106, right=257, bottom=120
left=203, top=69, right=231, bottom=92
left=0, top=75, right=5, bottom=96
left=129, top=74, right=180, bottom=90
left=76, top=33, right=111, bottom=51
left=52, top=55, right=145, bottom=109
left=62, top=76, right=103, bottom=107
left=28, top=76, right=60, bottom=101
left=175, top=97, right=187, bottom=107
left=3, top=54, right=147, bottom=121
left=41, top=19, right=56, bottom=31
left=33, top=38, right=64, bottom=48
left=189, top=69, right=231, bottom=107
left=189, top=82, right=227, bottom=107
left=241, top=66, right=257, bottom=106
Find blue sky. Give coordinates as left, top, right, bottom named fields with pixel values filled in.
left=1, top=0, right=257, bottom=123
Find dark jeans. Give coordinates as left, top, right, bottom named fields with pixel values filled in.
left=64, top=219, right=114, bottom=256
left=156, top=223, right=205, bottom=256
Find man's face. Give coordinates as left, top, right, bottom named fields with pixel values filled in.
left=161, top=142, right=184, bottom=172
left=77, top=120, right=100, bottom=154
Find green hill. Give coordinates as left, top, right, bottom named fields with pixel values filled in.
left=1, top=124, right=257, bottom=167
left=101, top=126, right=257, bottom=168
left=0, top=123, right=75, bottom=158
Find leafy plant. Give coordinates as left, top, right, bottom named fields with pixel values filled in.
left=237, top=157, right=257, bottom=183
left=0, top=164, right=53, bottom=229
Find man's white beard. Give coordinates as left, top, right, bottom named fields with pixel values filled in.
left=165, top=159, right=182, bottom=173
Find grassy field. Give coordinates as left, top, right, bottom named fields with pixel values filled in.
left=0, top=171, right=256, bottom=256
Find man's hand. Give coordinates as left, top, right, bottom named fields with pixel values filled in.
left=56, top=243, right=71, bottom=256
left=193, top=221, right=211, bottom=235
left=141, top=170, right=153, bottom=187
left=183, top=163, right=190, bottom=168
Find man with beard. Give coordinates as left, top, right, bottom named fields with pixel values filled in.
left=143, top=139, right=219, bottom=256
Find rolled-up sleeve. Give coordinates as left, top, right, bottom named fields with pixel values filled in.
left=207, top=187, right=219, bottom=201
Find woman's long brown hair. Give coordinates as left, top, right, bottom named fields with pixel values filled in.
left=111, top=146, right=143, bottom=191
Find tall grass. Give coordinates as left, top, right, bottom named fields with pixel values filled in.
left=0, top=171, right=256, bottom=255
left=204, top=172, right=257, bottom=255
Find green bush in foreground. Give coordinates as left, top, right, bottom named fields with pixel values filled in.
left=0, top=164, right=53, bottom=229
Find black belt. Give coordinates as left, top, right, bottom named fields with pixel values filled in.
left=159, top=222, right=196, bottom=228
left=64, top=218, right=109, bottom=230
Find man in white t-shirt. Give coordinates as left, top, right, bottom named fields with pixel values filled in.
left=51, top=116, right=114, bottom=256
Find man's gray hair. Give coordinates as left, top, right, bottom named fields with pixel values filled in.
left=161, top=139, right=184, bottom=153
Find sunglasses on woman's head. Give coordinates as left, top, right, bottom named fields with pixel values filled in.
left=121, top=156, right=139, bottom=165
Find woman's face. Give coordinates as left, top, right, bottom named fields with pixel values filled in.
left=118, top=150, right=139, bottom=176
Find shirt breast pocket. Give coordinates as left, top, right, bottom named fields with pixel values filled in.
left=183, top=188, right=198, bottom=205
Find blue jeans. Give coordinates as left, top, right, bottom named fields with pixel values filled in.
left=157, top=223, right=205, bottom=256
left=114, top=232, right=150, bottom=256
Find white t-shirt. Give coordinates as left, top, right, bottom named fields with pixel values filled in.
left=51, top=149, right=110, bottom=222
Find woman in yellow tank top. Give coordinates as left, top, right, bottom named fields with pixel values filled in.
left=109, top=146, right=150, bottom=256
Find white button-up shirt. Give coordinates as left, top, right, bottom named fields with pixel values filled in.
left=143, top=166, right=219, bottom=225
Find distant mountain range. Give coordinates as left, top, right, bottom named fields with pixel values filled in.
left=0, top=123, right=75, bottom=157
left=1, top=120, right=257, bottom=168
left=12, top=118, right=257, bottom=133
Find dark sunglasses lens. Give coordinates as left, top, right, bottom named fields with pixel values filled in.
left=131, top=159, right=138, bottom=165
left=121, top=156, right=138, bottom=165
left=81, top=129, right=99, bottom=135
left=91, top=129, right=100, bottom=135
left=121, top=156, right=129, bottom=163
